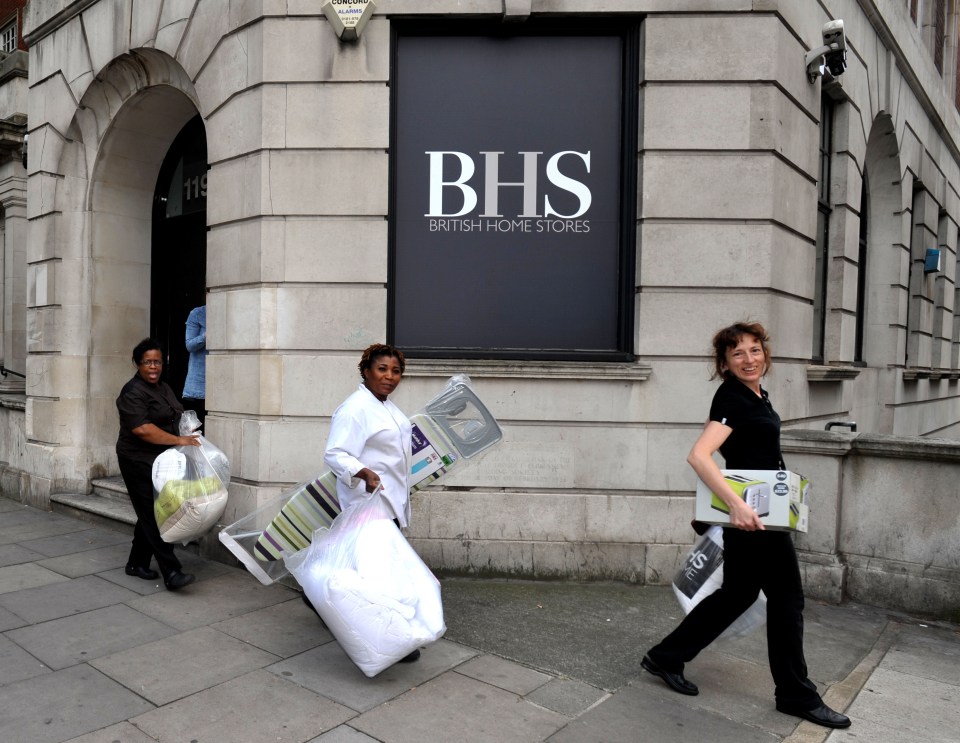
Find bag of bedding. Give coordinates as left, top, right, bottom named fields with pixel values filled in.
left=285, top=488, right=445, bottom=677
left=152, top=410, right=230, bottom=543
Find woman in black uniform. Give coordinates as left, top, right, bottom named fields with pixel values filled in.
left=641, top=322, right=850, bottom=729
left=116, top=338, right=200, bottom=591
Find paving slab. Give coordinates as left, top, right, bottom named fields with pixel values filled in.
left=455, top=652, right=553, bottom=695
left=441, top=578, right=683, bottom=691
left=37, top=543, right=130, bottom=578
left=62, top=721, right=159, bottom=743
left=269, top=637, right=479, bottom=712
left=126, top=568, right=296, bottom=630
left=0, top=516, right=92, bottom=545
left=5, top=604, right=179, bottom=670
left=62, top=721, right=158, bottom=743
left=878, top=622, right=960, bottom=685
left=0, top=602, right=26, bottom=630
left=0, top=506, right=66, bottom=527
left=130, top=668, right=356, bottom=742
left=833, top=665, right=959, bottom=743
left=0, top=562, right=70, bottom=595
left=212, top=595, right=335, bottom=657
left=350, top=669, right=570, bottom=743
left=526, top=676, right=609, bottom=717
left=310, top=727, right=380, bottom=742
left=90, top=625, right=280, bottom=705
left=0, top=541, right=46, bottom=567
left=0, top=573, right=138, bottom=623
left=21, top=526, right=131, bottom=557
left=546, top=680, right=782, bottom=743
left=0, top=663, right=154, bottom=743
left=0, top=632, right=51, bottom=685
left=97, top=564, right=167, bottom=595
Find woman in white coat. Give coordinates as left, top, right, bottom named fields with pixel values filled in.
left=324, top=343, right=413, bottom=527
left=317, top=343, right=421, bottom=663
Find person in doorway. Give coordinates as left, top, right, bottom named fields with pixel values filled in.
left=116, top=338, right=200, bottom=591
left=309, top=343, right=420, bottom=663
left=182, top=305, right=206, bottom=426
left=641, top=321, right=851, bottom=729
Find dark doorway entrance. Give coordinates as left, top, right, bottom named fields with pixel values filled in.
left=151, top=114, right=207, bottom=402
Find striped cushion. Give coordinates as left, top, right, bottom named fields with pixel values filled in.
left=253, top=472, right=341, bottom=561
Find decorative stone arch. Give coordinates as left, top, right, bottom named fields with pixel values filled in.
left=31, top=48, right=202, bottom=488
left=860, top=113, right=905, bottom=432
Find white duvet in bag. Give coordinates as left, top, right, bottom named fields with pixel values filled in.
left=285, top=492, right=445, bottom=677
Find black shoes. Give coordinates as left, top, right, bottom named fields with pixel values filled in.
left=641, top=655, right=699, bottom=696
left=398, top=649, right=421, bottom=663
left=125, top=564, right=159, bottom=580
left=776, top=702, right=851, bottom=729
left=164, top=571, right=195, bottom=591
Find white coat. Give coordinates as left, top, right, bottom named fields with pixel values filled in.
left=324, top=383, right=413, bottom=526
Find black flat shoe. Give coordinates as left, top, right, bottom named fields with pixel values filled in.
left=398, top=649, right=421, bottom=663
left=125, top=564, right=159, bottom=580
left=641, top=655, right=699, bottom=696
left=164, top=571, right=195, bottom=591
left=776, top=702, right=851, bottom=729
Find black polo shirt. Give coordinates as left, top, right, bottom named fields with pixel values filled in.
left=116, top=374, right=183, bottom=464
left=709, top=378, right=784, bottom=470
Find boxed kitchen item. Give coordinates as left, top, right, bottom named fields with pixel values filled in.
left=695, top=469, right=808, bottom=532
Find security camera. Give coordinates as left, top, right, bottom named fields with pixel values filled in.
left=805, top=19, right=847, bottom=83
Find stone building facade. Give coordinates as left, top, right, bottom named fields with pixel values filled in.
left=1, top=1, right=958, bottom=600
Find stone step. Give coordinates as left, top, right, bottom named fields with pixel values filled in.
left=91, top=476, right=130, bottom=502
left=50, top=491, right=135, bottom=534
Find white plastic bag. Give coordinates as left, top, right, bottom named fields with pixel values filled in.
left=285, top=488, right=446, bottom=677
left=672, top=525, right=766, bottom=639
left=152, top=411, right=231, bottom=543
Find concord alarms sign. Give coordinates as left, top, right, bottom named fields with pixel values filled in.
left=321, top=0, right=375, bottom=40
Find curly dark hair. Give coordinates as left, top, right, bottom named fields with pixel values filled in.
left=710, top=322, right=771, bottom=381
left=131, top=337, right=164, bottom=366
left=358, top=343, right=406, bottom=378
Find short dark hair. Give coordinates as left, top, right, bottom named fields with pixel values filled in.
left=711, top=322, right=771, bottom=381
left=132, top=337, right=163, bottom=366
left=358, top=343, right=405, bottom=377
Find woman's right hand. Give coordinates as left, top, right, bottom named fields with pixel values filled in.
left=687, top=420, right=765, bottom=531
left=178, top=434, right=202, bottom=448
left=728, top=499, right=765, bottom=531
left=356, top=468, right=382, bottom=493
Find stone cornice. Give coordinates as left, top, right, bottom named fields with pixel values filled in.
left=806, top=364, right=861, bottom=381
left=783, top=428, right=960, bottom=461
left=405, top=358, right=652, bottom=382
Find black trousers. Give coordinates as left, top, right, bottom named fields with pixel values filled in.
left=117, top=455, right=182, bottom=579
left=648, top=528, right=821, bottom=710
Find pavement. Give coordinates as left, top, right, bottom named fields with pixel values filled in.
left=1, top=495, right=958, bottom=743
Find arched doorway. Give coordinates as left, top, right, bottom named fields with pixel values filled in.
left=151, top=114, right=207, bottom=404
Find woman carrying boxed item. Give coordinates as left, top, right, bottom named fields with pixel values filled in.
left=641, top=322, right=850, bottom=730
left=115, top=338, right=199, bottom=591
